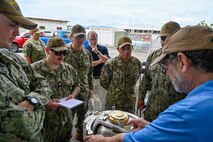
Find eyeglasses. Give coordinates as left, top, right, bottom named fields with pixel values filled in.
left=159, top=63, right=168, bottom=74
left=160, top=55, right=177, bottom=74
left=50, top=49, right=69, bottom=56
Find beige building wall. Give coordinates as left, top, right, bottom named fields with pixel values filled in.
left=19, top=17, right=69, bottom=33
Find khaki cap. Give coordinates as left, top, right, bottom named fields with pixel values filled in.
left=47, top=37, right=69, bottom=52
left=160, top=21, right=181, bottom=37
left=30, top=28, right=40, bottom=34
left=71, top=24, right=86, bottom=37
left=118, top=36, right=132, bottom=48
left=151, top=25, right=213, bottom=66
left=0, top=0, right=37, bottom=29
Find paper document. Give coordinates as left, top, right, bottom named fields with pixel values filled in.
left=58, top=98, right=84, bottom=109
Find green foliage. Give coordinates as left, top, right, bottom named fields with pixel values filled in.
left=197, top=21, right=213, bottom=29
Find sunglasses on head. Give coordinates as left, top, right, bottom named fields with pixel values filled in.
left=50, top=49, right=69, bottom=56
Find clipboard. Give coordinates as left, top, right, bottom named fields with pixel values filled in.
left=58, top=98, right=84, bottom=109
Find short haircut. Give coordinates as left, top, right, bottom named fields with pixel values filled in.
left=87, top=31, right=98, bottom=39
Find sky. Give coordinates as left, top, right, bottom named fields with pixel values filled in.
left=16, top=0, right=213, bottom=29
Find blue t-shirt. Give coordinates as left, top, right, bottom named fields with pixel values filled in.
left=85, top=44, right=110, bottom=77
left=124, top=80, right=213, bottom=142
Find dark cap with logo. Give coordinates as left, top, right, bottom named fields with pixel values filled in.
left=71, top=24, right=86, bottom=37
left=0, top=0, right=37, bottom=29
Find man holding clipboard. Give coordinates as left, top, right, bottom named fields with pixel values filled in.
left=31, top=37, right=81, bottom=142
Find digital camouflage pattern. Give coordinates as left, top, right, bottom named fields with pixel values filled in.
left=139, top=48, right=186, bottom=121
left=64, top=45, right=93, bottom=134
left=0, top=48, right=52, bottom=142
left=31, top=59, right=80, bottom=142
left=100, top=56, right=141, bottom=113
left=22, top=38, right=46, bottom=63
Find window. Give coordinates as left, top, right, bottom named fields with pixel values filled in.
left=57, top=27, right=62, bottom=30
left=39, top=26, right=45, bottom=30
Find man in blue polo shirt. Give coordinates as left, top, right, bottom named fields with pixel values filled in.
left=85, top=25, right=213, bottom=142
left=85, top=31, right=110, bottom=111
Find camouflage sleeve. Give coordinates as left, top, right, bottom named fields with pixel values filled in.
left=100, top=60, right=113, bottom=90
left=22, top=40, right=33, bottom=57
left=0, top=84, right=45, bottom=141
left=16, top=55, right=52, bottom=106
left=138, top=53, right=153, bottom=100
left=0, top=51, right=50, bottom=140
left=88, top=52, right=93, bottom=90
left=0, top=88, right=9, bottom=107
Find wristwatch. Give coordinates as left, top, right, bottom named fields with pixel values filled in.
left=25, top=97, right=40, bottom=111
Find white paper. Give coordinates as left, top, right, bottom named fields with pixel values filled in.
left=58, top=98, right=83, bottom=109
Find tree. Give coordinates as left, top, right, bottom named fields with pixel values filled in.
left=197, top=21, right=213, bottom=29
